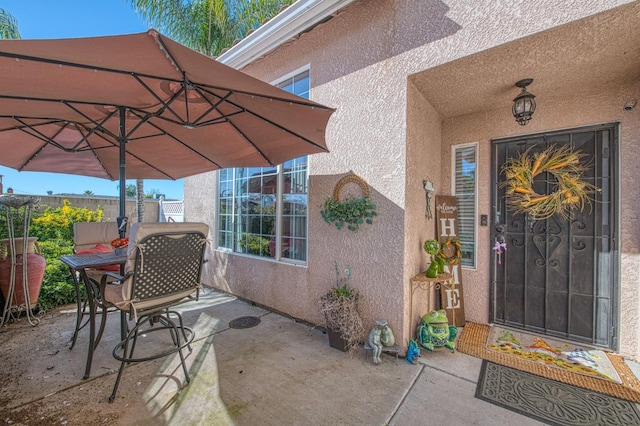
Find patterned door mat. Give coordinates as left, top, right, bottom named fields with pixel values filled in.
left=457, top=322, right=640, bottom=403
left=476, top=361, right=640, bottom=426
left=487, top=325, right=621, bottom=383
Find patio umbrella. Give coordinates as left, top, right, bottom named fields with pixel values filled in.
left=0, top=30, right=334, bottom=232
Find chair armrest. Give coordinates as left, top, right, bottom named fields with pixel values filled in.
left=100, top=271, right=124, bottom=286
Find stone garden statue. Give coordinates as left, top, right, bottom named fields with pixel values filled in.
left=368, top=319, right=395, bottom=364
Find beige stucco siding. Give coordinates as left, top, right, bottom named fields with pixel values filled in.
left=186, top=0, right=639, bottom=356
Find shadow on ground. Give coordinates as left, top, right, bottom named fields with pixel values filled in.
left=0, top=289, right=426, bottom=425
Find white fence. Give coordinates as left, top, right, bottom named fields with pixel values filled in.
left=159, top=199, right=184, bottom=222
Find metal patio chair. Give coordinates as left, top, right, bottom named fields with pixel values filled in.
left=101, top=222, right=209, bottom=403
left=70, top=221, right=122, bottom=350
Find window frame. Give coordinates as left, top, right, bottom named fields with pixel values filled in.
left=451, top=142, right=478, bottom=270
left=214, top=67, right=311, bottom=266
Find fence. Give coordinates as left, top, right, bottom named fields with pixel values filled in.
left=159, top=199, right=184, bottom=222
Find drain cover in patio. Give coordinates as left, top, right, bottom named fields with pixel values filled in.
left=229, top=316, right=261, bottom=329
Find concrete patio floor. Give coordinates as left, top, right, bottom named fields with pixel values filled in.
left=0, top=288, right=544, bottom=425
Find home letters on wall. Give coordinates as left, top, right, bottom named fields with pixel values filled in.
left=435, top=195, right=466, bottom=326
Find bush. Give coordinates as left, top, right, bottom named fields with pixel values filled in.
left=37, top=240, right=77, bottom=310
left=30, top=200, right=103, bottom=241
left=1, top=200, right=104, bottom=311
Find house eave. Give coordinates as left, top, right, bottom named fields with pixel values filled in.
left=216, top=0, right=356, bottom=69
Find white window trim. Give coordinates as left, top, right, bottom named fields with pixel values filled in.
left=271, top=65, right=310, bottom=86
left=451, top=142, right=478, bottom=270
left=214, top=68, right=311, bottom=266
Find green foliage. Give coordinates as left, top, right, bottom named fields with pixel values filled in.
left=38, top=279, right=78, bottom=312
left=331, top=283, right=354, bottom=299
left=423, top=239, right=440, bottom=256
left=30, top=200, right=103, bottom=241
left=239, top=233, right=270, bottom=256
left=0, top=203, right=36, bottom=239
left=2, top=201, right=104, bottom=310
left=127, top=0, right=295, bottom=57
left=36, top=236, right=78, bottom=310
left=126, top=184, right=137, bottom=197
left=320, top=197, right=377, bottom=232
left=330, top=261, right=353, bottom=298
left=0, top=8, right=21, bottom=40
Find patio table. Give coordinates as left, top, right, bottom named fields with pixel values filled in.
left=61, top=252, right=127, bottom=379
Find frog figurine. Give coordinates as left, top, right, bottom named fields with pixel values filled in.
left=423, top=239, right=445, bottom=278
left=417, top=309, right=457, bottom=351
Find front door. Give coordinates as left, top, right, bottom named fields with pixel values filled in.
left=490, top=124, right=618, bottom=349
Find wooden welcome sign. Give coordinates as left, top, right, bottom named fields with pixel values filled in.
left=435, top=195, right=466, bottom=326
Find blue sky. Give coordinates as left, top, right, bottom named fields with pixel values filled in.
left=0, top=1, right=185, bottom=200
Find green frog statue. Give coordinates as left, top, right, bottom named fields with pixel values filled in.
left=417, top=309, right=457, bottom=351
left=423, top=239, right=445, bottom=278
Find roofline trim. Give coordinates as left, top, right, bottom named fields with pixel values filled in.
left=216, top=0, right=356, bottom=69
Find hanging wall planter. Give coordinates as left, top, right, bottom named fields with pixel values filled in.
left=320, top=173, right=377, bottom=231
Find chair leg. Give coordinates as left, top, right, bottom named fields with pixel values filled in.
left=108, top=311, right=195, bottom=402
left=171, top=310, right=193, bottom=353
left=109, top=331, right=130, bottom=403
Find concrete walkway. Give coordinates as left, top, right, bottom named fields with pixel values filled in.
left=0, top=289, right=544, bottom=425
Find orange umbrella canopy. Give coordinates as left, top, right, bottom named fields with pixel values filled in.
left=0, top=30, right=334, bottom=182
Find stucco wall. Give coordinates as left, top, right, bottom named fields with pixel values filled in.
left=185, top=0, right=636, bottom=352
left=438, top=82, right=640, bottom=357
left=405, top=81, right=444, bottom=339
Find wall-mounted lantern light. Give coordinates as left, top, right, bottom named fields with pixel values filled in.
left=512, top=78, right=536, bottom=126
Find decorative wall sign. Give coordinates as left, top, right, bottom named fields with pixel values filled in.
left=423, top=179, right=435, bottom=220
left=435, top=195, right=466, bottom=326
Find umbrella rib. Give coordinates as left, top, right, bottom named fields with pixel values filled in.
left=0, top=50, right=331, bottom=110
left=135, top=119, right=223, bottom=170
left=230, top=106, right=328, bottom=153
left=226, top=120, right=272, bottom=166
left=131, top=73, right=232, bottom=128
left=11, top=118, right=70, bottom=151
left=11, top=119, right=115, bottom=179
left=155, top=34, right=333, bottom=110
left=81, top=108, right=183, bottom=180
left=62, top=102, right=121, bottom=148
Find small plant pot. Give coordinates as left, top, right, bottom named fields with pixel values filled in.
left=327, top=328, right=348, bottom=352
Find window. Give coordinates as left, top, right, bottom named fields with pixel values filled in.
left=452, top=143, right=477, bottom=268
left=217, top=70, right=310, bottom=263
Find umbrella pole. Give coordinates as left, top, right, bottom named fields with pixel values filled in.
left=117, top=107, right=128, bottom=342
left=117, top=107, right=128, bottom=239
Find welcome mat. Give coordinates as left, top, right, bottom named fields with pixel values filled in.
left=457, top=322, right=640, bottom=403
left=476, top=361, right=640, bottom=426
left=487, top=325, right=621, bottom=383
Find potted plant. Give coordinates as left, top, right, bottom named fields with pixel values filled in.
left=320, top=197, right=377, bottom=232
left=320, top=173, right=377, bottom=232
left=0, top=196, right=46, bottom=309
left=318, top=262, right=364, bottom=353
left=423, top=239, right=445, bottom=278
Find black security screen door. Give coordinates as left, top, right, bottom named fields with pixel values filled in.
left=491, top=124, right=618, bottom=349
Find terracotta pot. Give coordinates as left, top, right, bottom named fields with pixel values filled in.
left=0, top=237, right=46, bottom=307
